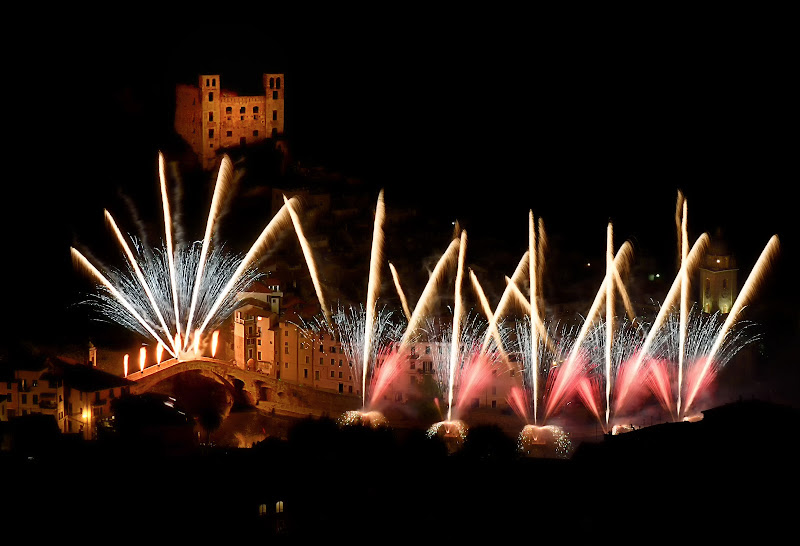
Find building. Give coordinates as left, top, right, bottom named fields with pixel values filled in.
left=222, top=294, right=518, bottom=410
left=175, top=74, right=287, bottom=171
left=698, top=232, right=738, bottom=314
left=1, top=352, right=134, bottom=442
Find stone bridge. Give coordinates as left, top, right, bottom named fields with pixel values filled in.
left=125, top=357, right=361, bottom=419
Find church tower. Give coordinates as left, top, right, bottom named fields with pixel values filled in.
left=698, top=231, right=738, bottom=314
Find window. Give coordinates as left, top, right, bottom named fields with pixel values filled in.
left=227, top=131, right=232, bottom=137
left=276, top=501, right=284, bottom=513
left=208, top=112, right=213, bottom=122
left=304, top=369, right=308, bottom=379
left=272, top=110, right=277, bottom=121
left=258, top=351, right=262, bottom=360
left=253, top=130, right=259, bottom=137
left=240, top=106, right=246, bottom=114
left=208, top=129, right=214, bottom=138
left=315, top=371, right=320, bottom=380
left=208, top=92, right=213, bottom=101
left=338, top=372, right=342, bottom=379
left=253, top=106, right=259, bottom=113
left=339, top=359, right=343, bottom=367
left=284, top=362, right=288, bottom=368
left=269, top=77, right=275, bottom=89
left=330, top=347, right=336, bottom=353
left=21, top=394, right=27, bottom=404
left=226, top=106, right=232, bottom=114
left=330, top=371, right=335, bottom=378
left=272, top=91, right=278, bottom=99
left=284, top=346, right=289, bottom=355
left=330, top=359, right=335, bottom=366
left=276, top=78, right=281, bottom=89
left=319, top=358, right=323, bottom=366
left=32, top=394, right=38, bottom=404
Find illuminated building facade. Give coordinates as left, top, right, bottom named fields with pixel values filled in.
left=175, top=74, right=286, bottom=171
left=226, top=302, right=515, bottom=409
left=0, top=356, right=132, bottom=441
left=699, top=235, right=738, bottom=314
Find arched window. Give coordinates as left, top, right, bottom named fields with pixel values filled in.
left=276, top=501, right=284, bottom=513
left=269, top=78, right=275, bottom=89
left=258, top=504, right=267, bottom=516
left=276, top=77, right=281, bottom=89
left=226, top=107, right=232, bottom=114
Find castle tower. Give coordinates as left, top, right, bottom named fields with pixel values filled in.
left=200, top=75, right=221, bottom=169
left=263, top=73, right=285, bottom=138
left=174, top=74, right=286, bottom=172
left=698, top=232, right=738, bottom=314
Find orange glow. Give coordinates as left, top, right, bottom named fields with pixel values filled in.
left=193, top=329, right=201, bottom=354
left=211, top=330, right=219, bottom=357
left=156, top=342, right=164, bottom=363
left=123, top=354, right=129, bottom=377
left=139, top=346, right=146, bottom=372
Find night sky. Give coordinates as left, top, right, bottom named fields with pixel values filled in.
left=2, top=9, right=797, bottom=402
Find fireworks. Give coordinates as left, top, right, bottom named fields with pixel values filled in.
left=426, top=419, right=468, bottom=454
left=517, top=424, right=574, bottom=459
left=338, top=410, right=389, bottom=429
left=73, top=153, right=298, bottom=363
left=71, top=157, right=779, bottom=453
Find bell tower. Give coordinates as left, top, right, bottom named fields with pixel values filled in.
left=698, top=231, right=738, bottom=314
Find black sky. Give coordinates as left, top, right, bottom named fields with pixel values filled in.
left=2, top=7, right=796, bottom=393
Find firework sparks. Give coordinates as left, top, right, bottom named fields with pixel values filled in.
left=73, top=153, right=297, bottom=362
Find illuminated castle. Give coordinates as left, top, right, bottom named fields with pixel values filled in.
left=175, top=74, right=286, bottom=171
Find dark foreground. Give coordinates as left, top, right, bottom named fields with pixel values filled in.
left=2, top=398, right=796, bottom=543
